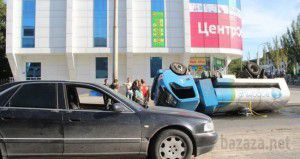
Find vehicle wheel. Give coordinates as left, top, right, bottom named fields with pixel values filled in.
left=170, top=62, right=187, bottom=75
left=149, top=129, right=193, bottom=159
left=246, top=62, right=261, bottom=77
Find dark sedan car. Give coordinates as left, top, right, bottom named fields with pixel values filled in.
left=0, top=81, right=217, bottom=159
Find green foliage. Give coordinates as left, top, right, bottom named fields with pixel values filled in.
left=264, top=13, right=300, bottom=75
left=260, top=46, right=268, bottom=65
left=0, top=0, right=12, bottom=78
left=228, top=58, right=244, bottom=75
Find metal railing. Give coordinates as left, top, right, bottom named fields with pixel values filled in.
left=0, top=77, right=14, bottom=85
left=26, top=77, right=41, bottom=81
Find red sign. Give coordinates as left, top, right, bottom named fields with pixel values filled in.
left=190, top=13, right=242, bottom=49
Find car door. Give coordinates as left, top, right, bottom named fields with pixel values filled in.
left=0, top=83, right=64, bottom=157
left=63, top=84, right=142, bottom=157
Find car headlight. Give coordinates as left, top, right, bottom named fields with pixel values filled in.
left=204, top=121, right=214, bottom=132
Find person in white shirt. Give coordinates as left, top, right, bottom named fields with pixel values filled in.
left=124, top=77, right=133, bottom=99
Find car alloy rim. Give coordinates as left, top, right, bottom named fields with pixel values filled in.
left=159, top=136, right=187, bottom=159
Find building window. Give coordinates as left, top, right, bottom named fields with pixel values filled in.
left=150, top=57, right=162, bottom=78
left=151, top=0, right=165, bottom=47
left=189, top=57, right=210, bottom=78
left=213, top=57, right=225, bottom=70
left=22, top=0, right=36, bottom=48
left=94, top=0, right=107, bottom=47
left=96, top=57, right=108, bottom=78
left=26, top=62, right=41, bottom=80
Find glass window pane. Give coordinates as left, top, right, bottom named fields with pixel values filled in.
left=94, top=0, right=107, bottom=47
left=26, top=62, right=41, bottom=79
left=96, top=57, right=108, bottom=78
left=23, top=28, right=35, bottom=36
left=213, top=57, right=225, bottom=70
left=10, top=84, right=56, bottom=109
left=94, top=37, right=107, bottom=47
left=23, top=0, right=36, bottom=11
left=150, top=57, right=162, bottom=78
left=22, top=37, right=35, bottom=48
left=22, top=0, right=35, bottom=48
left=22, top=18, right=35, bottom=27
left=77, top=87, right=104, bottom=105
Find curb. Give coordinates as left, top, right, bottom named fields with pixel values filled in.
left=286, top=103, right=300, bottom=107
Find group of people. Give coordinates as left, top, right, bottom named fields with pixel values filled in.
left=266, top=70, right=286, bottom=79
left=103, top=78, right=150, bottom=106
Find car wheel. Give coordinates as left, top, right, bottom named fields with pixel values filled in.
left=246, top=62, right=261, bottom=77
left=149, top=129, right=193, bottom=159
left=170, top=62, right=187, bottom=76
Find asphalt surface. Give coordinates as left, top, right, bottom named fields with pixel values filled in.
left=119, top=85, right=300, bottom=159
left=198, top=106, right=300, bottom=159
left=288, top=85, right=300, bottom=106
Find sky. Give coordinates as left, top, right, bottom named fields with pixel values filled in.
left=242, top=0, right=300, bottom=60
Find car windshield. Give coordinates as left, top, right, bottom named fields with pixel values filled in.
left=92, top=83, right=146, bottom=111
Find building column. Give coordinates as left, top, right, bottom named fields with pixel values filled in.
left=181, top=53, right=190, bottom=67
left=224, top=56, right=232, bottom=75
left=6, top=53, right=23, bottom=81
left=6, top=0, right=23, bottom=81
left=210, top=56, right=214, bottom=71
left=65, top=0, right=76, bottom=80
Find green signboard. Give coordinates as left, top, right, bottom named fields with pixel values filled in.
left=152, top=11, right=165, bottom=47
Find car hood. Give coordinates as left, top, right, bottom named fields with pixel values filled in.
left=146, top=106, right=211, bottom=121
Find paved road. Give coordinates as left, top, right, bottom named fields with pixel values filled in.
left=288, top=85, right=300, bottom=105
left=197, top=106, right=300, bottom=159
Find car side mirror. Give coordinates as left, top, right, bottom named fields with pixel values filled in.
left=111, top=103, right=126, bottom=113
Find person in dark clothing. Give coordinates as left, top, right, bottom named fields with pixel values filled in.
left=103, top=79, right=109, bottom=86
left=110, top=79, right=120, bottom=92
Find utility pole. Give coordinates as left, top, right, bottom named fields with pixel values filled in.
left=113, top=0, right=119, bottom=80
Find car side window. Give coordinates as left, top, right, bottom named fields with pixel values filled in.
left=9, top=83, right=57, bottom=109
left=0, top=85, right=20, bottom=107
left=66, top=85, right=118, bottom=111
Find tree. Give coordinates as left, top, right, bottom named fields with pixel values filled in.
left=260, top=46, right=268, bottom=65
left=283, top=15, right=300, bottom=75
left=281, top=33, right=294, bottom=74
left=270, top=37, right=282, bottom=69
left=0, top=0, right=12, bottom=79
left=228, top=58, right=244, bottom=75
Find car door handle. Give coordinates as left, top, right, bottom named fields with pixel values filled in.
left=1, top=116, right=14, bottom=121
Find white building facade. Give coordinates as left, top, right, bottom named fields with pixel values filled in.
left=6, top=0, right=243, bottom=84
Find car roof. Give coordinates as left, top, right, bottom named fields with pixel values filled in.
left=5, top=80, right=95, bottom=84
left=0, top=81, right=102, bottom=90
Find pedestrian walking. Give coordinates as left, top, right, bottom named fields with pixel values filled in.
left=124, top=77, right=133, bottom=99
